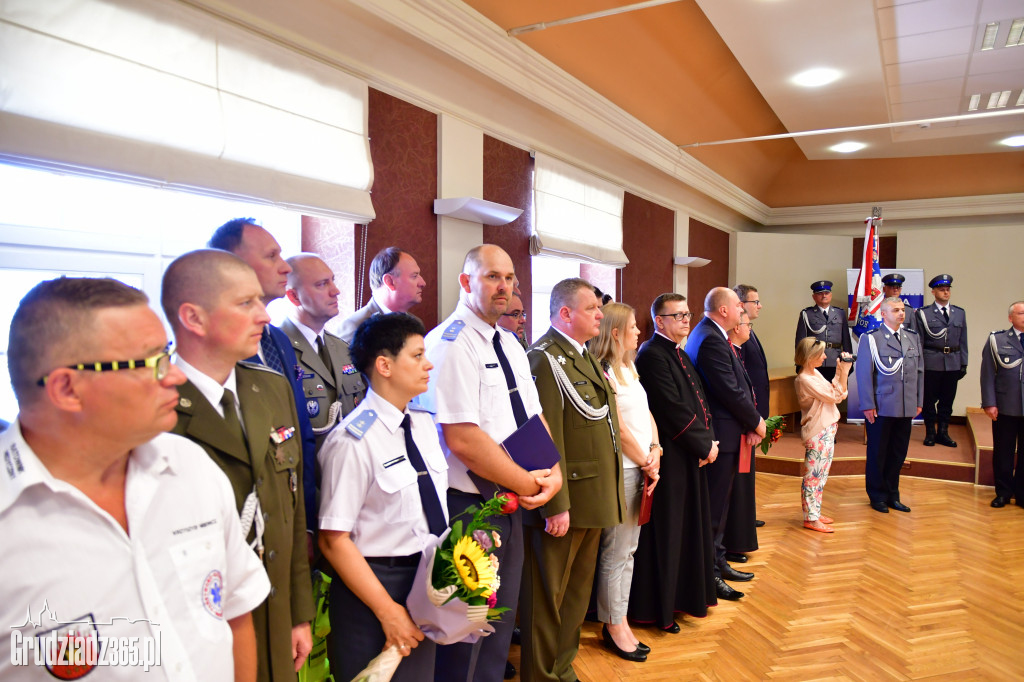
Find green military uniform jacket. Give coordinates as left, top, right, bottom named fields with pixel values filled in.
left=527, top=327, right=626, bottom=528
left=280, top=318, right=366, bottom=449
left=172, top=361, right=315, bottom=682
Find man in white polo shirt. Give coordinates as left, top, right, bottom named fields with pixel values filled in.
left=0, top=277, right=268, bottom=681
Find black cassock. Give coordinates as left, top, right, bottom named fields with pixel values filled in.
left=628, top=334, right=717, bottom=627
left=724, top=330, right=770, bottom=554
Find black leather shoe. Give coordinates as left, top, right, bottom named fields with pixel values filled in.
left=923, top=431, right=935, bottom=446
left=870, top=500, right=890, bottom=513
left=715, top=577, right=744, bottom=600
left=661, top=621, right=680, bottom=633
left=888, top=500, right=911, bottom=512
left=725, top=552, right=748, bottom=563
left=991, top=496, right=1009, bottom=508
left=601, top=625, right=647, bottom=662
left=720, top=564, right=753, bottom=582
left=636, top=640, right=651, bottom=654
left=935, top=432, right=957, bottom=447
left=504, top=661, right=516, bottom=680
left=755, top=519, right=766, bottom=527
left=511, top=626, right=521, bottom=645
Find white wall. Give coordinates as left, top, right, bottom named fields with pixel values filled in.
left=732, top=231, right=853, bottom=372
left=898, top=224, right=1024, bottom=415
left=437, top=114, right=484, bottom=319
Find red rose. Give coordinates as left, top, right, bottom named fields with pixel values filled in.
left=497, top=492, right=519, bottom=514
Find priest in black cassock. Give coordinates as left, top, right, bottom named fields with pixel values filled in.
left=628, top=293, right=719, bottom=632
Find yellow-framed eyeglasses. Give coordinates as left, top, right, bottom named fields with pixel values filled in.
left=37, top=344, right=174, bottom=386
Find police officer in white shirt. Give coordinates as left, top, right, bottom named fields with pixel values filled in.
left=421, top=244, right=561, bottom=682
left=318, top=313, right=448, bottom=682
left=0, top=277, right=269, bottom=682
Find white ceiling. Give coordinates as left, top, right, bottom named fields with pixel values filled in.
left=694, top=0, right=1024, bottom=159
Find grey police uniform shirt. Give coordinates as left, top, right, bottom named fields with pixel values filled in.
left=980, top=328, right=1024, bottom=416
left=795, top=306, right=851, bottom=367
left=917, top=303, right=968, bottom=371
left=855, top=325, right=924, bottom=418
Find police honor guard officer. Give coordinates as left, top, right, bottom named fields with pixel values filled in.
left=980, top=301, right=1024, bottom=509
left=881, top=273, right=917, bottom=334
left=856, top=297, right=924, bottom=514
left=795, top=280, right=852, bottom=383
left=917, top=274, right=968, bottom=447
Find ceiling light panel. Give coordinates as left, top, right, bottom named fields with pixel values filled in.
left=830, top=141, right=866, bottom=153
left=791, top=68, right=841, bottom=87
left=1006, top=18, right=1024, bottom=47
left=981, top=22, right=999, bottom=50
left=968, top=94, right=981, bottom=110
left=999, top=135, right=1024, bottom=147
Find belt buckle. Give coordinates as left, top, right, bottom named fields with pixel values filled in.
left=942, top=347, right=951, bottom=354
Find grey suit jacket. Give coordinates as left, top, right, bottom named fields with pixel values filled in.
left=856, top=326, right=924, bottom=418
left=917, top=303, right=968, bottom=371
left=337, top=298, right=385, bottom=344
left=980, top=329, right=1024, bottom=416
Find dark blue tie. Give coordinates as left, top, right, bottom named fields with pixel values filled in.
left=259, top=328, right=285, bottom=374
left=401, top=414, right=447, bottom=536
left=492, top=331, right=528, bottom=428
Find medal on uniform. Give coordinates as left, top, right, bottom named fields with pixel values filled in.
left=270, top=426, right=295, bottom=444
left=307, top=399, right=320, bottom=417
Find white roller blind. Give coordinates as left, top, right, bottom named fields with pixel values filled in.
left=531, top=153, right=627, bottom=267
left=0, top=0, right=375, bottom=222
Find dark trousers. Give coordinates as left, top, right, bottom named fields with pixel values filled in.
left=922, top=369, right=960, bottom=423
left=866, top=416, right=913, bottom=502
left=520, top=524, right=601, bottom=682
left=992, top=414, right=1024, bottom=501
left=329, top=560, right=435, bottom=682
left=864, top=420, right=886, bottom=503
left=435, top=490, right=523, bottom=682
left=706, top=447, right=738, bottom=576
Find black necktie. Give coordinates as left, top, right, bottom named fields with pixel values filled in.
left=401, top=414, right=447, bottom=536
left=220, top=388, right=246, bottom=445
left=942, top=307, right=949, bottom=323
left=259, top=328, right=285, bottom=374
left=316, top=336, right=334, bottom=375
left=492, top=331, right=528, bottom=428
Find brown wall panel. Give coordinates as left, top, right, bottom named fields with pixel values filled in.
left=687, top=218, right=731, bottom=324
left=362, top=88, right=439, bottom=330
left=852, top=235, right=897, bottom=269
left=621, top=192, right=675, bottom=343
left=483, top=137, right=534, bottom=339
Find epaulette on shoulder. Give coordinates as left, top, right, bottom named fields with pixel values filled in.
left=238, top=360, right=284, bottom=376
left=408, top=403, right=435, bottom=415
left=324, top=329, right=344, bottom=343
left=865, top=327, right=883, bottom=335
left=345, top=410, right=377, bottom=440
left=531, top=340, right=553, bottom=352
left=903, top=327, right=919, bottom=334
left=440, top=319, right=465, bottom=342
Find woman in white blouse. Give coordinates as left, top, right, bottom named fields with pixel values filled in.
left=794, top=338, right=850, bottom=533
left=591, top=303, right=661, bottom=662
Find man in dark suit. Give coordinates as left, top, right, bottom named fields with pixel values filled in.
left=209, top=218, right=317, bottom=501
left=856, top=297, right=924, bottom=514
left=917, top=274, right=968, bottom=447
left=980, top=301, right=1024, bottom=509
left=684, top=287, right=765, bottom=596
left=162, top=249, right=314, bottom=682
left=523, top=278, right=625, bottom=682
left=281, top=253, right=366, bottom=528
left=630, top=293, right=724, bottom=629
left=795, top=280, right=852, bottom=382
left=336, top=247, right=426, bottom=343
left=725, top=284, right=770, bottom=561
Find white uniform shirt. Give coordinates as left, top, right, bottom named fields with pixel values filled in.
left=318, top=388, right=448, bottom=557
left=0, top=423, right=269, bottom=682
left=421, top=302, right=543, bottom=494
left=607, top=370, right=652, bottom=469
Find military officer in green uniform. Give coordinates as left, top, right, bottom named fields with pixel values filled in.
left=282, top=254, right=365, bottom=450
left=522, top=278, right=626, bottom=682
left=162, top=249, right=315, bottom=682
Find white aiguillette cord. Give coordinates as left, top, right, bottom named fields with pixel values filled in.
left=867, top=334, right=903, bottom=377
left=311, top=401, right=344, bottom=435
left=239, top=489, right=266, bottom=559
left=542, top=350, right=609, bottom=421
left=989, top=333, right=1023, bottom=371
left=917, top=308, right=948, bottom=340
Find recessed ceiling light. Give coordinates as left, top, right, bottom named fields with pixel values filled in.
left=968, top=94, right=981, bottom=111
left=830, top=141, right=866, bottom=153
left=791, top=68, right=841, bottom=88
left=1017, top=90, right=1024, bottom=107
left=981, top=22, right=999, bottom=50
left=1006, top=18, right=1024, bottom=46
left=1000, top=135, right=1024, bottom=147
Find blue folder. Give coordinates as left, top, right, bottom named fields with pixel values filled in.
left=501, top=413, right=561, bottom=471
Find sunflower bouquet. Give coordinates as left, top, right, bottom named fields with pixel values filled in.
left=405, top=492, right=517, bottom=645
left=759, top=415, right=786, bottom=454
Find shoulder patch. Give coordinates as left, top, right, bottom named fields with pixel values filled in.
left=238, top=360, right=284, bottom=377
left=441, top=319, right=466, bottom=341
left=903, top=328, right=918, bottom=334
left=346, top=410, right=378, bottom=440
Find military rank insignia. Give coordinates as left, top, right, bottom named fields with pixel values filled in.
left=306, top=399, right=320, bottom=417
left=270, top=426, right=295, bottom=445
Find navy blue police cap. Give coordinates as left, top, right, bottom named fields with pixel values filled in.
left=928, top=274, right=953, bottom=288
left=882, top=273, right=906, bottom=287
left=810, top=280, right=833, bottom=293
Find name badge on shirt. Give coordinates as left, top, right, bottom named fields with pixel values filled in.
left=383, top=456, right=407, bottom=469
left=485, top=363, right=498, bottom=369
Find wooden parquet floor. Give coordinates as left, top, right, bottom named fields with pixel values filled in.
left=510, top=473, right=1024, bottom=681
